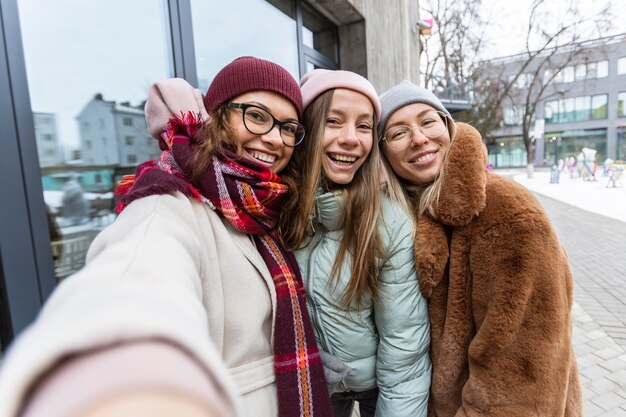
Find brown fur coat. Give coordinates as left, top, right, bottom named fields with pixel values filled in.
left=414, top=123, right=583, bottom=417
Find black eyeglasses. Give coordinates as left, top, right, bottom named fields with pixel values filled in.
left=227, top=102, right=305, bottom=147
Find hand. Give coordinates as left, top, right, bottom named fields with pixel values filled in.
left=320, top=350, right=350, bottom=394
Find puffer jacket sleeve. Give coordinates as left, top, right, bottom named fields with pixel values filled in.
left=0, top=193, right=240, bottom=417
left=374, top=200, right=432, bottom=417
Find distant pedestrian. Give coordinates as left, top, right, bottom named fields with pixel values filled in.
left=279, top=70, right=431, bottom=417
left=378, top=80, right=583, bottom=417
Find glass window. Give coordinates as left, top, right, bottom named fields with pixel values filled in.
left=575, top=64, right=586, bottom=80
left=17, top=0, right=173, bottom=284
left=596, top=60, right=609, bottom=78
left=191, top=0, right=299, bottom=93
left=544, top=100, right=559, bottom=124
left=503, top=105, right=522, bottom=126
left=618, top=57, right=626, bottom=75
left=491, top=136, right=527, bottom=167
left=619, top=92, right=626, bottom=117
left=617, top=127, right=626, bottom=160
left=587, top=61, right=597, bottom=78
left=301, top=2, right=338, bottom=62
left=562, top=66, right=575, bottom=83
left=591, top=94, right=608, bottom=119
left=559, top=97, right=575, bottom=122
left=574, top=96, right=591, bottom=121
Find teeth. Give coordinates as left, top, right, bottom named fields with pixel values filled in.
left=416, top=152, right=435, bottom=162
left=250, top=151, right=276, bottom=163
left=330, top=154, right=357, bottom=163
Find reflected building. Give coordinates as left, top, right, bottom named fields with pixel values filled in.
left=34, top=112, right=63, bottom=167
left=76, top=94, right=159, bottom=168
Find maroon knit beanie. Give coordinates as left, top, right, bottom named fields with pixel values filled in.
left=203, top=56, right=303, bottom=118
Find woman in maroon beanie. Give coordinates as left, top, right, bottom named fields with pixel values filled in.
left=0, top=57, right=333, bottom=417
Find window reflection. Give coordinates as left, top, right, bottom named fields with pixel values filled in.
left=18, top=0, right=173, bottom=282
left=191, top=0, right=299, bottom=92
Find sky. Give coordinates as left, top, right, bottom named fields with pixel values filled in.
left=478, top=0, right=626, bottom=60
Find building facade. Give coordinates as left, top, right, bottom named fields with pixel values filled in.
left=485, top=34, right=626, bottom=168
left=0, top=0, right=424, bottom=351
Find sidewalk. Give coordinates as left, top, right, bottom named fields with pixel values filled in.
left=511, top=169, right=626, bottom=416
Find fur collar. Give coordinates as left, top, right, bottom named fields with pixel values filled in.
left=415, top=123, right=488, bottom=298
left=433, top=122, right=487, bottom=226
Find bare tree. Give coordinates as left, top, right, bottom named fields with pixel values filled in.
left=457, top=0, right=613, bottom=177
left=420, top=0, right=488, bottom=98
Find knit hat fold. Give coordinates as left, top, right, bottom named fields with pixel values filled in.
left=300, top=69, right=381, bottom=123
left=204, top=56, right=303, bottom=117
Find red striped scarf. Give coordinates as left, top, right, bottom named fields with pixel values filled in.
left=115, top=113, right=332, bottom=417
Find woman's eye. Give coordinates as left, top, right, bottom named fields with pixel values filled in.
left=421, top=118, right=435, bottom=127
left=392, top=129, right=408, bottom=139
left=282, top=124, right=297, bottom=134
left=358, top=123, right=372, bottom=130
left=247, top=110, right=267, bottom=122
left=326, top=118, right=341, bottom=125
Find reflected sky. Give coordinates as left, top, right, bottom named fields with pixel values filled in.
left=18, top=0, right=173, bottom=150
left=190, top=0, right=299, bottom=92
left=18, top=0, right=300, bottom=153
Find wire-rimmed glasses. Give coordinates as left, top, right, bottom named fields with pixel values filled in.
left=228, top=102, right=305, bottom=147
left=381, top=111, right=449, bottom=150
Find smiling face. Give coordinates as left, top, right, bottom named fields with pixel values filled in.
left=227, top=90, right=298, bottom=173
left=321, top=88, right=375, bottom=186
left=381, top=102, right=451, bottom=185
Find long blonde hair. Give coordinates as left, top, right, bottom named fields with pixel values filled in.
left=280, top=89, right=384, bottom=308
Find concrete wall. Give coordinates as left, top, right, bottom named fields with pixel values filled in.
left=308, top=0, right=421, bottom=93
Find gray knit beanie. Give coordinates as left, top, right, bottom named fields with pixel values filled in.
left=378, top=80, right=451, bottom=138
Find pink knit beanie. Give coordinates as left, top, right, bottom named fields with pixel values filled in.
left=300, top=69, right=381, bottom=123
left=203, top=56, right=303, bottom=117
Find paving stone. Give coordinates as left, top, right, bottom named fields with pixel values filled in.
left=591, top=391, right=626, bottom=411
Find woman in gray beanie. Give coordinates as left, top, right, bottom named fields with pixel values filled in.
left=378, top=80, right=583, bottom=417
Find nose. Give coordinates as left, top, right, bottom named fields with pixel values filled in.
left=261, top=124, right=284, bottom=148
left=337, top=125, right=359, bottom=146
left=409, top=125, right=429, bottom=147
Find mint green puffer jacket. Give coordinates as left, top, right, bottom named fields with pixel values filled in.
left=295, top=189, right=431, bottom=417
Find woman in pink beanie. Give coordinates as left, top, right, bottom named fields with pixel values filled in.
left=0, top=57, right=334, bottom=417
left=279, top=69, right=432, bottom=417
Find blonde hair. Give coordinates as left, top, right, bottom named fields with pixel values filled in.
left=280, top=89, right=384, bottom=308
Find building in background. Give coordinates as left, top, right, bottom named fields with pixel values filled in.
left=484, top=33, right=626, bottom=168
left=76, top=94, right=158, bottom=167
left=33, top=112, right=62, bottom=167
left=0, top=0, right=425, bottom=349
